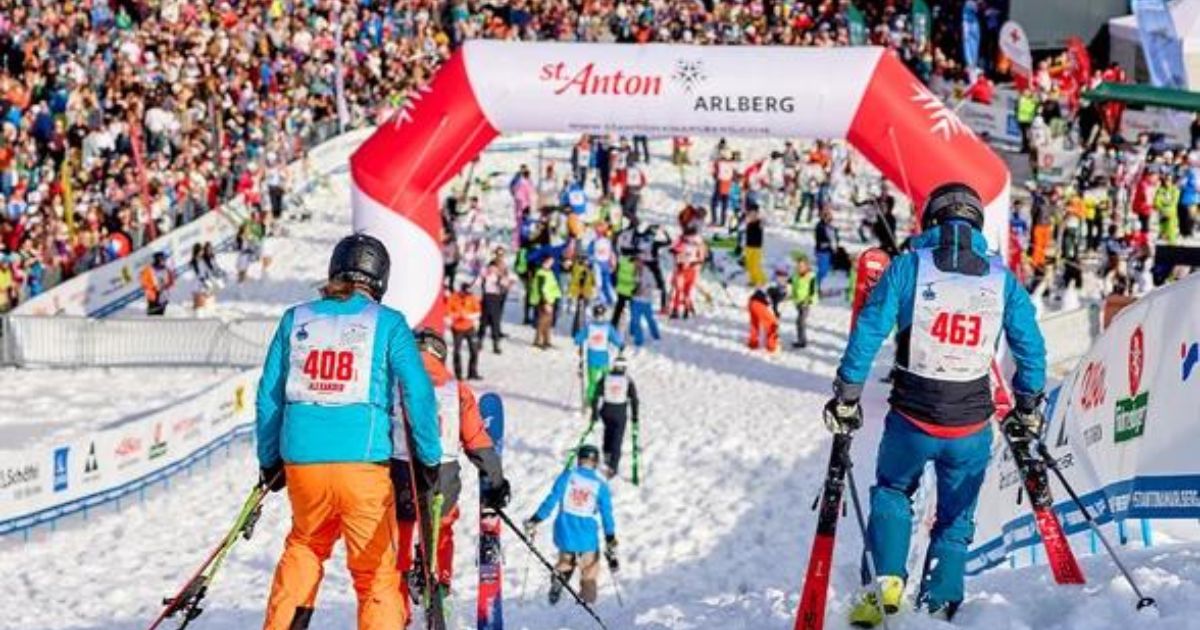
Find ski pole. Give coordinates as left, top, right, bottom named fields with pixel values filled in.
left=495, top=509, right=611, bottom=630
left=561, top=416, right=598, bottom=473
left=631, top=419, right=641, bottom=487
left=608, top=566, right=625, bottom=607
left=1035, top=441, right=1157, bottom=611
left=845, top=465, right=891, bottom=630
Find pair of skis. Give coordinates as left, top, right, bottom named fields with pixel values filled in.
left=792, top=248, right=1087, bottom=629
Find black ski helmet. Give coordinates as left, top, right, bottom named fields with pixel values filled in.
left=920, top=183, right=984, bottom=231
left=329, top=233, right=390, bottom=299
left=415, top=327, right=448, bottom=363
left=577, top=444, right=600, bottom=464
left=592, top=303, right=608, bottom=319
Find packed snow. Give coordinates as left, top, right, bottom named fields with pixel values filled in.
left=3, top=136, right=1198, bottom=630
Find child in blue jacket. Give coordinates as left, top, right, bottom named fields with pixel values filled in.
left=524, top=445, right=617, bottom=605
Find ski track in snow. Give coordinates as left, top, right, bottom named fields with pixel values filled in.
left=3, top=136, right=1199, bottom=630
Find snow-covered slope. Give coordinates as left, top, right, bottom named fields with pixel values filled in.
left=4, top=136, right=1197, bottom=630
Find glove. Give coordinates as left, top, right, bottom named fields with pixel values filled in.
left=413, top=461, right=440, bottom=496
left=1004, top=392, right=1046, bottom=440
left=523, top=517, right=540, bottom=540
left=604, top=536, right=619, bottom=572
left=260, top=462, right=286, bottom=493
left=822, top=397, right=863, bottom=434
left=482, top=478, right=511, bottom=510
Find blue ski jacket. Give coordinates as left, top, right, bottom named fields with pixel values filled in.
left=837, top=224, right=1045, bottom=426
left=574, top=321, right=624, bottom=369
left=256, top=293, right=442, bottom=468
left=533, top=466, right=616, bottom=553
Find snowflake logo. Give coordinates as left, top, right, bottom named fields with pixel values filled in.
left=393, top=84, right=433, bottom=128
left=909, top=83, right=974, bottom=141
left=671, top=59, right=707, bottom=94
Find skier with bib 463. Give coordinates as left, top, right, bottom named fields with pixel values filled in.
left=824, top=184, right=1047, bottom=626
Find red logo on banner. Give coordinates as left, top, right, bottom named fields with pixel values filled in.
left=1128, top=327, right=1145, bottom=395
left=539, top=62, right=663, bottom=97
left=1079, top=361, right=1106, bottom=410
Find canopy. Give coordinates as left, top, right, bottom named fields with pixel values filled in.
left=1083, top=81, right=1200, bottom=112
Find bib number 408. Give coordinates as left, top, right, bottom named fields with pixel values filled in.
left=302, top=349, right=355, bottom=382
left=930, top=312, right=982, bottom=347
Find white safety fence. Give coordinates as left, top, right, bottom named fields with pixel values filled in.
left=0, top=369, right=260, bottom=539
left=1, top=315, right=277, bottom=368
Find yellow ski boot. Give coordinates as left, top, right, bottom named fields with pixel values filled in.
left=848, top=575, right=905, bottom=628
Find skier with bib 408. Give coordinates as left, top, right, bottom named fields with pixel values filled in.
left=256, top=234, right=442, bottom=630
left=824, top=184, right=1047, bottom=625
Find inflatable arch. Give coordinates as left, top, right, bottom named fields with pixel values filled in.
left=350, top=41, right=1010, bottom=327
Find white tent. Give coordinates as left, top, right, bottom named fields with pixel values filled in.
left=1109, top=0, right=1200, bottom=90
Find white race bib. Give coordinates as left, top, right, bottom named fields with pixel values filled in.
left=285, top=304, right=378, bottom=405
left=603, top=374, right=629, bottom=405
left=563, top=473, right=600, bottom=517
left=907, top=250, right=1005, bottom=382
left=586, top=325, right=608, bottom=352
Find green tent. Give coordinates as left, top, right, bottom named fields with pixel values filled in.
left=1083, top=82, right=1200, bottom=113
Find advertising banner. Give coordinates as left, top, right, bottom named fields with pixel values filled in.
left=0, top=370, right=259, bottom=534
left=968, top=274, right=1200, bottom=575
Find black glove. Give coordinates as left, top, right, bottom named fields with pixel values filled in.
left=482, top=478, right=511, bottom=510
left=413, top=461, right=440, bottom=496
left=823, top=377, right=864, bottom=434
left=604, top=535, right=619, bottom=572
left=1005, top=392, right=1046, bottom=440
left=260, top=462, right=286, bottom=493
left=822, top=397, right=863, bottom=434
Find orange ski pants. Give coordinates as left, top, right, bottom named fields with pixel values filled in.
left=748, top=300, right=779, bottom=352
left=263, top=463, right=404, bottom=630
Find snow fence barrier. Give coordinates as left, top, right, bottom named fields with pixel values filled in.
left=968, top=273, right=1200, bottom=575
left=0, top=369, right=260, bottom=539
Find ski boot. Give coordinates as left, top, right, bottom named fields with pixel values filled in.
left=848, top=575, right=904, bottom=628
left=925, top=599, right=961, bottom=622
left=548, top=570, right=571, bottom=605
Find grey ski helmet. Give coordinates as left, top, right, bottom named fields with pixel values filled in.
left=329, top=233, right=391, bottom=299
left=576, top=444, right=600, bottom=464
left=415, top=327, right=448, bottom=363
left=920, top=183, right=984, bottom=231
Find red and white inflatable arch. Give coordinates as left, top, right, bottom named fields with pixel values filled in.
left=350, top=41, right=1009, bottom=327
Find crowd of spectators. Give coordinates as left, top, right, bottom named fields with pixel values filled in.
left=0, top=0, right=994, bottom=314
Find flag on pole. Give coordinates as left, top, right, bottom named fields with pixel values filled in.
left=911, top=0, right=931, bottom=50
left=999, top=21, right=1033, bottom=86
left=1133, top=0, right=1188, bottom=89
left=962, top=0, right=981, bottom=71
left=846, top=4, right=868, bottom=46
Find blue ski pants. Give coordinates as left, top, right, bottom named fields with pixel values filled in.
left=629, top=299, right=660, bottom=346
left=866, top=411, right=992, bottom=607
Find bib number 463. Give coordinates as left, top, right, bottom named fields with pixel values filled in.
left=302, top=349, right=355, bottom=385
left=930, top=312, right=982, bottom=347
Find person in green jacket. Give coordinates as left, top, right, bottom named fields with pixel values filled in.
left=532, top=256, right=562, bottom=349
left=1155, top=176, right=1181, bottom=244
left=610, top=254, right=638, bottom=328
left=790, top=255, right=818, bottom=349
left=1016, top=90, right=1039, bottom=154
